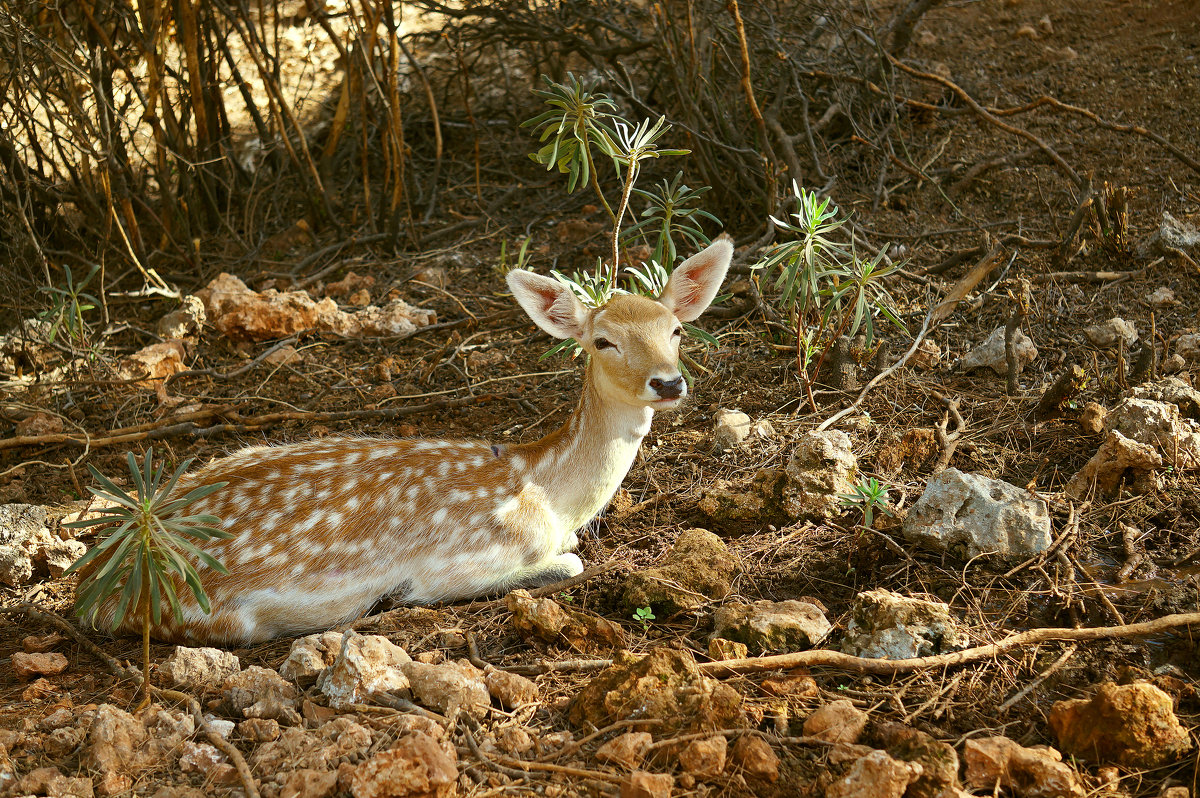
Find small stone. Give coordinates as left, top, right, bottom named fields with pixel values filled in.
left=595, top=732, right=653, bottom=770
left=842, top=589, right=968, bottom=659
left=873, top=722, right=960, bottom=798
left=15, top=766, right=95, bottom=798
left=1065, top=429, right=1162, bottom=498
left=961, top=326, right=1038, bottom=375
left=156, top=295, right=207, bottom=340
left=678, top=735, right=727, bottom=779
left=94, top=770, right=132, bottom=797
left=749, top=419, right=776, bottom=439
left=1079, top=402, right=1107, bottom=435
left=731, top=735, right=779, bottom=782
left=237, top=717, right=281, bottom=742
left=1177, top=333, right=1200, bottom=363
left=280, top=631, right=344, bottom=686
left=280, top=769, right=338, bottom=798
left=21, top=677, right=56, bottom=701
left=160, top=646, right=241, bottom=691
left=350, top=731, right=457, bottom=798
left=713, top=409, right=752, bottom=451
left=15, top=412, right=63, bottom=437
left=1015, top=23, right=1039, bottom=39
left=1085, top=317, right=1138, bottom=349
left=782, top=430, right=857, bottom=521
left=23, top=632, right=66, bottom=653
left=963, top=737, right=1083, bottom=798
left=484, top=669, right=538, bottom=710
left=826, top=749, right=923, bottom=798
left=803, top=700, right=868, bottom=744
left=760, top=671, right=818, bottom=698
left=620, top=771, right=674, bottom=798
left=707, top=638, right=748, bottom=661
left=621, top=528, right=739, bottom=616
left=179, top=740, right=227, bottom=776
left=202, top=714, right=235, bottom=739
left=710, top=599, right=831, bottom=654
left=324, top=271, right=376, bottom=299
left=263, top=344, right=302, bottom=367
left=82, top=704, right=149, bottom=779
left=911, top=339, right=942, bottom=371
left=1148, top=287, right=1176, bottom=306
left=507, top=589, right=627, bottom=653
left=401, top=660, right=489, bottom=719
left=316, top=631, right=411, bottom=710
left=1038, top=14, right=1053, bottom=34
left=12, top=651, right=68, bottom=680
left=222, top=666, right=301, bottom=723
left=116, top=340, right=187, bottom=386
left=1049, top=682, right=1192, bottom=768
left=496, top=726, right=534, bottom=756
left=0, top=503, right=51, bottom=587
left=1163, top=353, right=1187, bottom=374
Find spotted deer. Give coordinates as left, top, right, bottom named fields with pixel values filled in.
left=81, top=236, right=733, bottom=645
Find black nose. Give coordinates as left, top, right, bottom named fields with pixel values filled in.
left=649, top=376, right=684, bottom=399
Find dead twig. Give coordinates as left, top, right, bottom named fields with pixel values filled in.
left=997, top=644, right=1078, bottom=713
left=930, top=391, right=964, bottom=473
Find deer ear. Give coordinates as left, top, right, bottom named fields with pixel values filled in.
left=658, top=234, right=734, bottom=322
left=507, top=269, right=587, bottom=340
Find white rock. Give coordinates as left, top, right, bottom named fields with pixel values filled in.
left=0, top=504, right=51, bottom=587
left=316, top=631, right=411, bottom=710
left=1107, top=397, right=1200, bottom=468
left=1176, top=333, right=1200, bottom=363
left=826, top=749, right=923, bottom=798
left=843, top=589, right=968, bottom=659
left=1148, top=287, right=1176, bottom=306
left=201, top=714, right=235, bottom=739
left=1085, top=317, right=1138, bottom=348
left=902, top=469, right=1051, bottom=560
left=401, top=660, right=490, bottom=719
left=712, top=409, right=752, bottom=451
left=160, top=646, right=241, bottom=691
left=156, top=295, right=207, bottom=340
left=783, top=430, right=857, bottom=520
left=961, top=326, right=1038, bottom=375
left=710, top=600, right=831, bottom=654
left=280, top=631, right=344, bottom=686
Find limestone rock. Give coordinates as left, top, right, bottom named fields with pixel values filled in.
left=621, top=528, right=739, bottom=615
left=620, top=771, right=674, bottom=798
left=872, top=722, right=960, bottom=798
left=116, top=341, right=187, bottom=386
left=0, top=503, right=51, bottom=587
left=569, top=649, right=742, bottom=735
left=11, top=651, right=68, bottom=680
left=506, top=589, right=627, bottom=653
left=1078, top=402, right=1107, bottom=435
left=401, top=660, right=489, bottom=719
left=1085, top=317, right=1138, bottom=348
left=842, top=589, right=968, bottom=659
left=707, top=638, right=749, bottom=661
left=40, top=538, right=85, bottom=578
left=783, top=431, right=857, bottom=520
left=1148, top=287, right=1176, bottom=306
left=963, top=737, right=1083, bottom=798
left=280, top=769, right=338, bottom=798
left=281, top=631, right=346, bottom=686
left=595, top=732, right=653, bottom=770
left=159, top=646, right=241, bottom=691
left=1048, top=682, right=1192, bottom=768
left=349, top=731, right=457, bottom=798
left=803, top=700, right=868, bottom=744
left=1141, top=212, right=1200, bottom=258
left=237, top=718, right=281, bottom=743
left=826, top=749, right=923, bottom=798
left=902, top=468, right=1051, bottom=560
left=698, top=470, right=784, bottom=522
left=1065, top=429, right=1162, bottom=498
left=483, top=669, right=538, bottom=710
left=81, top=704, right=149, bottom=778
left=317, top=632, right=411, bottom=710
left=710, top=600, right=831, bottom=654
left=961, top=326, right=1037, bottom=375
left=1106, top=397, right=1200, bottom=468
left=1129, top=377, right=1200, bottom=420
left=222, top=666, right=301, bottom=724
left=760, top=671, right=818, bottom=698
left=678, top=735, right=727, bottom=780
left=1177, top=333, right=1200, bottom=364
left=713, top=409, right=752, bottom=451
left=731, top=735, right=779, bottom=782
left=156, top=296, right=207, bottom=340
left=14, top=766, right=94, bottom=798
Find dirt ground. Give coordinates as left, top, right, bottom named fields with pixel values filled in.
left=2, top=0, right=1200, bottom=796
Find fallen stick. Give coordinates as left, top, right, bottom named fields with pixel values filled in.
left=698, top=611, right=1200, bottom=676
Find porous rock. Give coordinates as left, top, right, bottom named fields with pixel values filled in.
left=782, top=431, right=857, bottom=520
left=483, top=669, right=538, bottom=710
left=963, top=737, right=1083, bottom=798
left=506, top=589, right=627, bottom=653
left=81, top=704, right=149, bottom=778
left=902, top=468, right=1051, bottom=560
left=349, top=731, right=457, bottom=798
left=1048, top=682, right=1192, bottom=768
left=569, top=649, right=742, bottom=735
left=40, top=537, right=86, bottom=579
left=223, top=666, right=301, bottom=723
left=12, top=651, right=68, bottom=680
left=281, top=631, right=346, bottom=686
left=156, top=295, right=207, bottom=340
left=14, top=766, right=94, bottom=798
left=252, top=718, right=374, bottom=774
left=1085, top=317, right=1138, bottom=348
left=826, top=749, right=923, bottom=798
left=678, top=734, right=727, bottom=780
left=707, top=638, right=749, bottom=661
left=731, top=735, right=779, bottom=782
left=961, top=326, right=1038, bottom=375
left=316, top=631, right=411, bottom=710
left=872, top=722, right=960, bottom=798
left=620, top=771, right=674, bottom=798
left=279, top=769, right=338, bottom=798
left=594, top=732, right=653, bottom=770
left=842, top=589, right=968, bottom=659
left=1128, top=377, right=1200, bottom=420
left=400, top=660, right=489, bottom=719
left=159, top=646, right=241, bottom=691
left=621, top=528, right=739, bottom=615
left=1177, top=333, right=1200, bottom=364
left=1141, top=212, right=1200, bottom=258
left=238, top=717, right=281, bottom=743
left=1065, top=429, right=1162, bottom=498
left=1078, top=402, right=1107, bottom=435
left=698, top=470, right=784, bottom=522
left=0, top=503, right=52, bottom=587
left=116, top=341, right=187, bottom=386
left=179, top=740, right=232, bottom=782
left=760, top=670, right=818, bottom=698
left=1106, top=397, right=1200, bottom=468
left=712, top=409, right=752, bottom=451
left=710, top=600, right=831, bottom=654
left=803, top=700, right=868, bottom=744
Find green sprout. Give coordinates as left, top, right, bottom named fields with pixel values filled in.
left=838, top=477, right=894, bottom=530
left=65, top=448, right=230, bottom=708
left=633, top=605, right=656, bottom=631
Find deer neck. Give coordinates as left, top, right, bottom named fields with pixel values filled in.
left=516, top=368, right=652, bottom=532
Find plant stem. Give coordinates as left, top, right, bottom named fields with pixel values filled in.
left=610, top=164, right=638, bottom=286
left=138, top=596, right=151, bottom=711
left=585, top=143, right=616, bottom=225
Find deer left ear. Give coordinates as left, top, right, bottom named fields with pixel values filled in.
left=658, top=234, right=734, bottom=322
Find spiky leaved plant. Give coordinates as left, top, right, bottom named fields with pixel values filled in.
left=65, top=449, right=229, bottom=708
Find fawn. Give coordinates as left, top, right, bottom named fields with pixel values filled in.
left=82, top=236, right=733, bottom=645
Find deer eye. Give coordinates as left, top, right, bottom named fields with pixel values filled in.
left=672, top=327, right=683, bottom=337
left=594, top=337, right=616, bottom=351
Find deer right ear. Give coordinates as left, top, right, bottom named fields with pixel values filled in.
left=507, top=270, right=587, bottom=340
left=658, top=234, right=734, bottom=322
